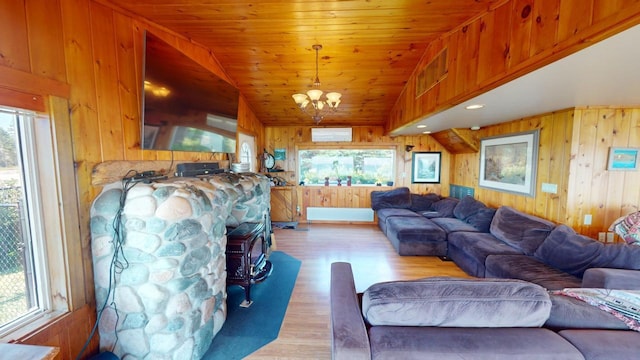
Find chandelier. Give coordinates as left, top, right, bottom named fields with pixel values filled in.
left=292, top=44, right=342, bottom=124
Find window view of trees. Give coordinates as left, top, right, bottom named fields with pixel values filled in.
left=0, top=123, right=17, bottom=168
left=299, top=149, right=395, bottom=185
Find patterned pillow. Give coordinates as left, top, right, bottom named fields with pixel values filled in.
left=610, top=212, right=640, bottom=245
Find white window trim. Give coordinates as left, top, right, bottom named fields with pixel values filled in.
left=295, top=142, right=401, bottom=186
left=0, top=97, right=80, bottom=341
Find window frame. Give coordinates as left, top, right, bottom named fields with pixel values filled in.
left=0, top=97, right=81, bottom=340
left=295, top=142, right=402, bottom=186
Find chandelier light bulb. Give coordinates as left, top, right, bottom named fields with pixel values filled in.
left=325, top=92, right=342, bottom=108
left=307, top=89, right=323, bottom=101
left=291, top=94, right=309, bottom=109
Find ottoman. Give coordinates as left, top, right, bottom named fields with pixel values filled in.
left=386, top=216, right=446, bottom=256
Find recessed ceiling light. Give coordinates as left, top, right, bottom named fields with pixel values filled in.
left=423, top=130, right=432, bottom=134
left=417, top=124, right=427, bottom=128
left=465, top=104, right=484, bottom=110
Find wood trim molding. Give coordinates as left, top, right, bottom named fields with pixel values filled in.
left=91, top=160, right=231, bottom=186
left=0, top=65, right=70, bottom=99
left=0, top=87, right=45, bottom=112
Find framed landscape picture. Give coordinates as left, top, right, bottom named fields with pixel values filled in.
left=479, top=130, right=539, bottom=197
left=607, top=147, right=639, bottom=171
left=411, top=152, right=441, bottom=183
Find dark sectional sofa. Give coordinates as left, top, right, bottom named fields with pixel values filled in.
left=331, top=262, right=640, bottom=360
left=328, top=187, right=640, bottom=359
left=371, top=187, right=640, bottom=290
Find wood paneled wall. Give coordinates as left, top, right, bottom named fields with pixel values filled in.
left=389, top=0, right=640, bottom=132
left=1, top=0, right=639, bottom=354
left=567, top=107, right=640, bottom=238
left=452, top=107, right=640, bottom=239
left=452, top=109, right=575, bottom=224
left=264, top=125, right=450, bottom=220
left=0, top=0, right=262, bottom=356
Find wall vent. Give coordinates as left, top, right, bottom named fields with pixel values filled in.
left=416, top=48, right=448, bottom=97
left=311, top=127, right=352, bottom=142
left=449, top=184, right=475, bottom=199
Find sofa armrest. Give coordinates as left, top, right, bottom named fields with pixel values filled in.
left=582, top=268, right=640, bottom=289
left=330, top=262, right=371, bottom=360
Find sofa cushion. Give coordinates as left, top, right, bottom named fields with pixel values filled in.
left=362, top=277, right=551, bottom=327
left=385, top=216, right=447, bottom=256
left=535, top=225, right=640, bottom=277
left=465, top=207, right=497, bottom=233
left=485, top=254, right=582, bottom=290
left=582, top=268, right=640, bottom=290
left=370, top=187, right=411, bottom=210
left=559, top=330, right=640, bottom=360
left=545, top=294, right=628, bottom=330
left=376, top=208, right=421, bottom=234
left=452, top=195, right=486, bottom=220
left=448, top=232, right=524, bottom=262
left=430, top=217, right=480, bottom=233
left=369, top=327, right=585, bottom=360
left=430, top=197, right=459, bottom=218
left=408, top=193, right=440, bottom=212
left=490, top=206, right=556, bottom=255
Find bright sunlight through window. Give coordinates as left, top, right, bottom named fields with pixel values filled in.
left=298, top=149, right=395, bottom=186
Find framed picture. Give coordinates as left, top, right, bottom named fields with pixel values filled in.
left=411, top=152, right=441, bottom=183
left=479, top=130, right=539, bottom=197
left=274, top=148, right=286, bottom=160
left=608, top=147, right=639, bottom=171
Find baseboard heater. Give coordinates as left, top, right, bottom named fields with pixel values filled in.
left=306, top=207, right=374, bottom=222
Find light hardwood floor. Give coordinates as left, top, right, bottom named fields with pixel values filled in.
left=246, top=223, right=469, bottom=359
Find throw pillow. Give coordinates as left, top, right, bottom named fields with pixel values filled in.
left=430, top=197, right=459, bottom=218
left=535, top=224, right=640, bottom=277
left=362, top=277, right=551, bottom=327
left=610, top=211, right=640, bottom=245
left=490, top=206, right=556, bottom=255
left=408, top=193, right=441, bottom=212
left=452, top=195, right=486, bottom=220
left=465, top=207, right=497, bottom=233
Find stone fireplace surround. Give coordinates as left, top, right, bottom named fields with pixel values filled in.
left=90, top=172, right=270, bottom=360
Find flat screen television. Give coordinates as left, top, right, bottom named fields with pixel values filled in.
left=141, top=31, right=239, bottom=153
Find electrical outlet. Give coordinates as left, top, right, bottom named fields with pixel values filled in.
left=606, top=232, right=615, bottom=243
left=296, top=205, right=301, bottom=215
left=583, top=214, right=592, bottom=225
left=598, top=232, right=606, bottom=242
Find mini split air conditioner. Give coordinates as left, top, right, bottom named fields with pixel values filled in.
left=311, top=127, right=352, bottom=142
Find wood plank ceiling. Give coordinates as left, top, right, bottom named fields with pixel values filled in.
left=106, top=0, right=498, bottom=127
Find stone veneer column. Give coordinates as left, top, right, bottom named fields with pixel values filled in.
left=90, top=173, right=269, bottom=360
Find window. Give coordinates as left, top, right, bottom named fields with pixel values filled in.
left=299, top=148, right=395, bottom=185
left=0, top=107, right=49, bottom=332
left=240, top=142, right=252, bottom=169
left=0, top=102, right=76, bottom=339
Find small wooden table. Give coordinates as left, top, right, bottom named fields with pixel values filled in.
left=0, top=343, right=60, bottom=360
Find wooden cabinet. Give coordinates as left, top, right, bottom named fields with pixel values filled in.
left=261, top=171, right=297, bottom=223
left=270, top=185, right=296, bottom=222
